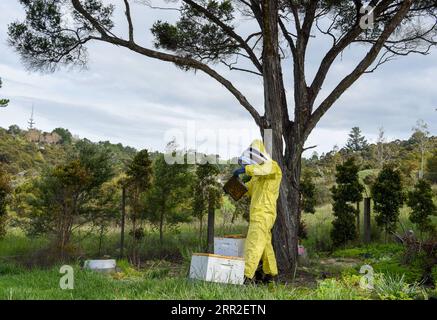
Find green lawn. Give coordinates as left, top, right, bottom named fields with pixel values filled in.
left=0, top=261, right=371, bottom=300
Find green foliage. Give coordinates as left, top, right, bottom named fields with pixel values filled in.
left=331, top=158, right=364, bottom=247
left=125, top=149, right=153, bottom=260
left=345, top=127, right=368, bottom=153
left=371, top=164, right=404, bottom=235
left=193, top=163, right=222, bottom=232
left=18, top=141, right=114, bottom=254
left=52, top=128, right=72, bottom=144
left=0, top=77, right=10, bottom=107
left=332, top=243, right=404, bottom=260
left=311, top=278, right=365, bottom=300
left=407, top=179, right=436, bottom=233
left=8, top=0, right=114, bottom=71
left=151, top=0, right=238, bottom=65
left=373, top=273, right=423, bottom=300
left=0, top=166, right=12, bottom=238
left=300, top=170, right=316, bottom=214
left=426, top=150, right=437, bottom=183
left=144, top=153, right=193, bottom=243
left=126, top=149, right=153, bottom=191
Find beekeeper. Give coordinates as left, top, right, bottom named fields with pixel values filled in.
left=233, top=139, right=282, bottom=283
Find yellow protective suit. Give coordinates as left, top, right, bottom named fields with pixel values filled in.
left=243, top=140, right=282, bottom=279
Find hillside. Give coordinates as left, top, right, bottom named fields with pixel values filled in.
left=0, top=125, right=140, bottom=179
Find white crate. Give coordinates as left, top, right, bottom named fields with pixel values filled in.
left=189, top=253, right=245, bottom=285
left=214, top=236, right=245, bottom=257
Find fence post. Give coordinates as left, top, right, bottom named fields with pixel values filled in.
left=356, top=201, right=360, bottom=239
left=364, top=197, right=371, bottom=244
left=207, top=194, right=215, bottom=254
left=120, top=186, right=126, bottom=258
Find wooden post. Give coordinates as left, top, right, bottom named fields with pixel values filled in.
left=207, top=193, right=215, bottom=254
left=363, top=197, right=371, bottom=244
left=356, top=201, right=360, bottom=239
left=120, top=186, right=126, bottom=258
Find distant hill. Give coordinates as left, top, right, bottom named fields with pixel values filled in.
left=0, top=125, right=145, bottom=179
left=0, top=124, right=435, bottom=191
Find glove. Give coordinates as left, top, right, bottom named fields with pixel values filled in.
left=233, top=166, right=246, bottom=177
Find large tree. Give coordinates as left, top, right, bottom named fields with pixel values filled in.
left=345, top=127, right=368, bottom=153
left=8, top=0, right=437, bottom=275
left=144, top=153, right=193, bottom=244
left=22, top=140, right=113, bottom=257
left=125, top=149, right=153, bottom=263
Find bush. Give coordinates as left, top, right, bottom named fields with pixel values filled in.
left=371, top=164, right=404, bottom=235
left=0, top=166, right=11, bottom=238
left=373, top=273, right=423, bottom=300
left=407, top=179, right=436, bottom=233
left=331, top=158, right=364, bottom=247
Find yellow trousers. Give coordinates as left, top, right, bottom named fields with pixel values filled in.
left=244, top=220, right=278, bottom=278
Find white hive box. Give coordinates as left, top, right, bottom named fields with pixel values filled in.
left=189, top=253, right=245, bottom=285
left=214, top=235, right=245, bottom=257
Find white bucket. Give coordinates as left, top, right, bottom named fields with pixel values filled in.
left=84, top=259, right=117, bottom=273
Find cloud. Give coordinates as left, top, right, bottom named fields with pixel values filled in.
left=0, top=0, right=436, bottom=159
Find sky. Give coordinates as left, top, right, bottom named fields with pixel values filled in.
left=0, top=0, right=436, bottom=159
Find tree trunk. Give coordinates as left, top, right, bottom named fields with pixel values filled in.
left=356, top=201, right=360, bottom=239
left=364, top=197, right=371, bottom=244
left=199, top=216, right=203, bottom=241
left=273, top=150, right=301, bottom=276
left=120, top=186, right=126, bottom=258
left=98, top=224, right=104, bottom=257
left=206, top=194, right=215, bottom=254
left=261, top=0, right=300, bottom=277
left=159, top=210, right=164, bottom=245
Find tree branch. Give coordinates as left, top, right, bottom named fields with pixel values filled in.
left=71, top=0, right=262, bottom=126
left=307, top=0, right=414, bottom=139
left=181, top=0, right=263, bottom=73
left=123, top=0, right=134, bottom=42
left=308, top=0, right=393, bottom=107
left=279, top=17, right=297, bottom=57
left=71, top=0, right=109, bottom=38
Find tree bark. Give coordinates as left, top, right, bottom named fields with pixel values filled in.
left=273, top=161, right=301, bottom=276
left=261, top=0, right=299, bottom=277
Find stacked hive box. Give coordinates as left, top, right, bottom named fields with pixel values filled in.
left=189, top=235, right=246, bottom=285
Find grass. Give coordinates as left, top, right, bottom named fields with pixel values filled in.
left=1, top=201, right=437, bottom=300
left=2, top=260, right=432, bottom=300
left=0, top=230, right=48, bottom=259
left=0, top=261, right=374, bottom=300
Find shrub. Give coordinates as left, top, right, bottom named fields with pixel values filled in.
left=407, top=179, right=436, bottom=233
left=371, top=164, right=404, bottom=236
left=331, top=158, right=364, bottom=247
left=373, top=273, right=423, bottom=300
left=0, top=166, right=11, bottom=238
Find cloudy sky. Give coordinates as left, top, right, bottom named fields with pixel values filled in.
left=0, top=0, right=436, bottom=159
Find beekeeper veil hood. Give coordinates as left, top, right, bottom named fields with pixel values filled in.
left=239, top=139, right=271, bottom=166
